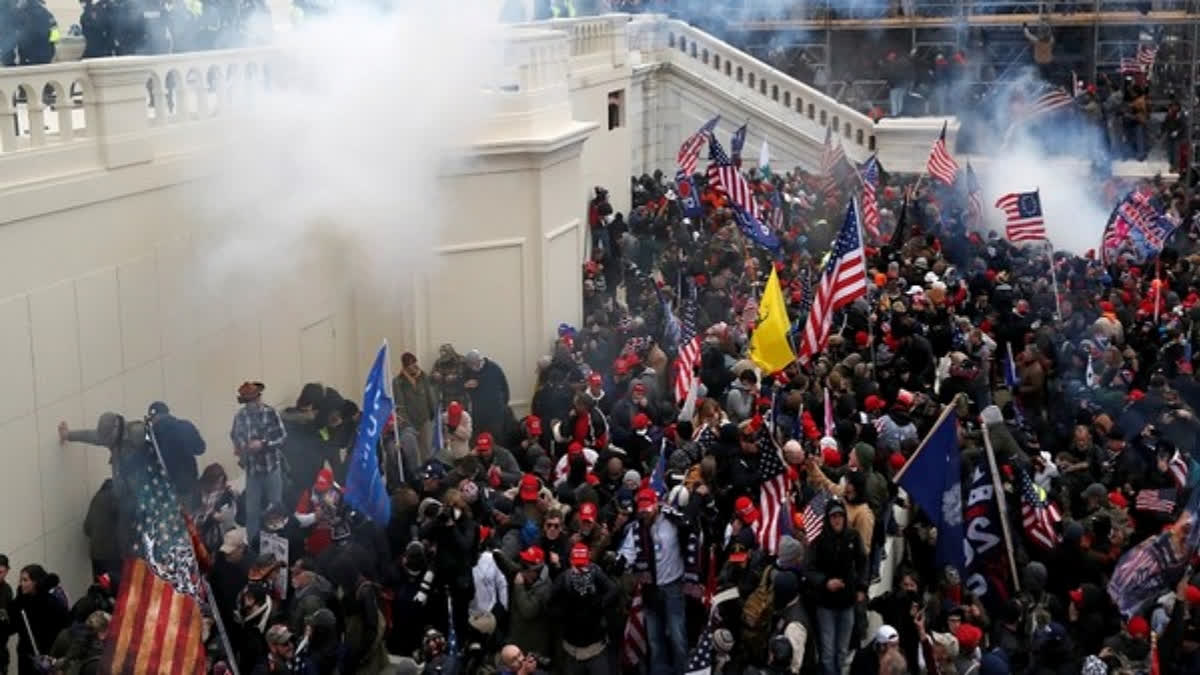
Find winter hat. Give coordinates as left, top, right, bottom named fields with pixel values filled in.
left=980, top=405, right=1003, bottom=426
left=1083, top=483, right=1108, bottom=500
left=826, top=499, right=847, bottom=519
left=822, top=446, right=842, bottom=467
left=955, top=623, right=983, bottom=652
left=447, top=401, right=464, bottom=427
left=712, top=628, right=735, bottom=653
left=888, top=452, right=906, bottom=472
left=623, top=470, right=641, bottom=488
left=777, top=535, right=804, bottom=567
left=1186, top=585, right=1200, bottom=606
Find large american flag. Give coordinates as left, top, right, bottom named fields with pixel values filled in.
left=677, top=115, right=720, bottom=176
left=756, top=431, right=792, bottom=554
left=672, top=280, right=703, bottom=404
left=926, top=122, right=959, bottom=185
left=1136, top=488, right=1177, bottom=515
left=708, top=134, right=762, bottom=219
left=622, top=587, right=648, bottom=667
left=103, top=427, right=207, bottom=674
left=797, top=201, right=867, bottom=365
left=995, top=191, right=1047, bottom=243
left=965, top=163, right=983, bottom=229
left=861, top=156, right=881, bottom=242
left=1121, top=44, right=1158, bottom=74
left=802, top=489, right=832, bottom=543
left=1018, top=465, right=1061, bottom=551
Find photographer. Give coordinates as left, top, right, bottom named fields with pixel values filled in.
left=419, top=489, right=479, bottom=642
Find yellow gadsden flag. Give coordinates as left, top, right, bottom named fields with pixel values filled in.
left=748, top=267, right=797, bottom=374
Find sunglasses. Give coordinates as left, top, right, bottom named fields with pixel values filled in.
left=544, top=521, right=562, bottom=530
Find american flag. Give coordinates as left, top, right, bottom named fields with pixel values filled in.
left=1003, top=86, right=1075, bottom=144
left=802, top=489, right=832, bottom=543
left=1018, top=465, right=1061, bottom=551
left=995, top=191, right=1047, bottom=243
left=965, top=163, right=983, bottom=229
left=685, top=623, right=715, bottom=675
left=1169, top=451, right=1189, bottom=490
left=926, top=122, right=959, bottom=185
left=757, top=431, right=792, bottom=555
left=678, top=116, right=720, bottom=176
left=797, top=201, right=867, bottom=365
left=622, top=588, right=648, bottom=667
left=673, top=280, right=703, bottom=404
left=708, top=134, right=762, bottom=219
left=1121, top=44, right=1158, bottom=74
left=819, top=126, right=848, bottom=201
left=103, top=427, right=207, bottom=674
left=861, top=156, right=881, bottom=242
left=1136, top=488, right=1178, bottom=515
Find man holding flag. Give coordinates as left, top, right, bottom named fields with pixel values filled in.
left=345, top=341, right=395, bottom=526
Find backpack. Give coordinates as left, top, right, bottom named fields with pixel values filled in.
left=740, top=567, right=775, bottom=662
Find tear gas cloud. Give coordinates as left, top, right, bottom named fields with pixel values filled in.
left=191, top=0, right=509, bottom=301
left=965, top=70, right=1114, bottom=256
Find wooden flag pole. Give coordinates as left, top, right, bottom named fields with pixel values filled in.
left=982, top=422, right=1022, bottom=593
left=891, top=401, right=955, bottom=483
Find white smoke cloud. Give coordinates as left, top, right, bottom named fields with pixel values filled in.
left=190, top=1, right=509, bottom=300
left=968, top=71, right=1113, bottom=256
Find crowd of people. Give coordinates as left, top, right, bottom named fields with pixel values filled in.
left=4, top=135, right=1200, bottom=675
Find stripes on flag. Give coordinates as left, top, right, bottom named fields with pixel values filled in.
left=803, top=490, right=831, bottom=543
left=756, top=431, right=792, bottom=554
left=1003, top=86, right=1075, bottom=144
left=861, top=156, right=881, bottom=242
left=1136, top=488, right=1177, bottom=515
left=105, top=558, right=207, bottom=675
left=622, top=588, right=648, bottom=667
left=677, top=116, right=720, bottom=176
left=1018, top=466, right=1061, bottom=551
left=673, top=281, right=703, bottom=404
left=819, top=126, right=849, bottom=202
left=797, top=201, right=867, bottom=365
left=995, top=191, right=1047, bottom=243
left=708, top=135, right=762, bottom=220
left=926, top=122, right=959, bottom=185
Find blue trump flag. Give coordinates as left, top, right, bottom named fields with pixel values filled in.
left=896, top=409, right=965, bottom=574
left=345, top=342, right=394, bottom=524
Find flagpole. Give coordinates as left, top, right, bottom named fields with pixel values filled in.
left=383, top=339, right=405, bottom=483
left=892, top=402, right=955, bottom=483
left=981, top=422, right=1022, bottom=593
left=1038, top=191, right=1063, bottom=320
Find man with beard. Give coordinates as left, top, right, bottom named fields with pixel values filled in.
left=294, top=468, right=344, bottom=559
left=471, top=432, right=522, bottom=490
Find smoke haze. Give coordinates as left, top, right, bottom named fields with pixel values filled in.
left=190, top=0, right=509, bottom=301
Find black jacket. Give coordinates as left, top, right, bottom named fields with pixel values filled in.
left=12, top=579, right=70, bottom=663
left=806, top=510, right=866, bottom=609
left=550, top=564, right=616, bottom=648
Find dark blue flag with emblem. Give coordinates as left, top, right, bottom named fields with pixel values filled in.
left=895, top=409, right=965, bottom=574
left=675, top=169, right=705, bottom=220
left=730, top=123, right=747, bottom=166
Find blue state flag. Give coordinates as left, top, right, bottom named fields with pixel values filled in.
left=732, top=204, right=781, bottom=253
left=675, top=170, right=705, bottom=220
left=897, top=410, right=965, bottom=574
left=730, top=123, right=748, bottom=165
left=345, top=342, right=394, bottom=524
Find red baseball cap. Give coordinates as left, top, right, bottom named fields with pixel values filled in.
left=1108, top=490, right=1128, bottom=509
left=475, top=432, right=493, bottom=453
left=633, top=413, right=651, bottom=431
left=519, top=545, right=545, bottom=566
left=588, top=373, right=603, bottom=388
left=579, top=502, right=598, bottom=523
left=314, top=468, right=334, bottom=492
left=636, top=487, right=658, bottom=512
left=519, top=474, right=540, bottom=501
left=734, top=496, right=759, bottom=524
left=525, top=415, right=543, bottom=437
left=1068, top=588, right=1084, bottom=607
left=568, top=442, right=584, bottom=456
left=570, top=542, right=590, bottom=567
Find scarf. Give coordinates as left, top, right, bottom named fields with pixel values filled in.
left=627, top=507, right=704, bottom=597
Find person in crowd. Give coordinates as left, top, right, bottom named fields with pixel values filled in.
left=293, top=467, right=344, bottom=558
left=464, top=349, right=512, bottom=442
left=146, top=400, right=207, bottom=500
left=82, top=480, right=120, bottom=587
left=441, top=400, right=474, bottom=462
left=808, top=498, right=866, bottom=675
left=230, top=381, right=288, bottom=543
left=394, top=352, right=438, bottom=462
left=12, top=565, right=70, bottom=675
left=0, top=555, right=12, bottom=675
left=280, top=383, right=342, bottom=510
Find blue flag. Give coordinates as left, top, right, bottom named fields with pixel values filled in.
left=1108, top=486, right=1200, bottom=617
left=730, top=123, right=747, bottom=165
left=650, top=442, right=668, bottom=496
left=963, top=461, right=1013, bottom=611
left=897, top=410, right=965, bottom=574
left=732, top=204, right=781, bottom=253
left=345, top=343, right=394, bottom=524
